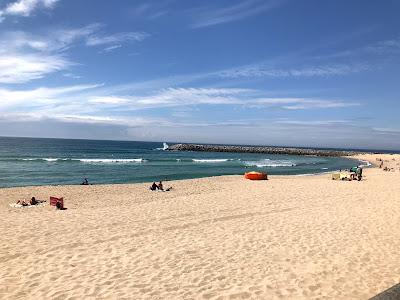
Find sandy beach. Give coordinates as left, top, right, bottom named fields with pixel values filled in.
left=0, top=153, right=399, bottom=299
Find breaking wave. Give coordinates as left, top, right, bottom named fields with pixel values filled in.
left=192, top=159, right=233, bottom=163
left=243, top=159, right=296, bottom=168
left=79, top=158, right=146, bottom=164
left=19, top=158, right=146, bottom=164
left=22, top=158, right=62, bottom=162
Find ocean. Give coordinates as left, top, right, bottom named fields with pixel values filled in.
left=0, top=137, right=365, bottom=188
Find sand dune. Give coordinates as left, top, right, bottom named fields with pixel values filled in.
left=0, top=154, right=399, bottom=299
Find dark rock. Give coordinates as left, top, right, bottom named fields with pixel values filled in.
left=167, top=144, right=366, bottom=157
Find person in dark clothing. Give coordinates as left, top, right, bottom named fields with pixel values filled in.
left=30, top=197, right=38, bottom=205
left=356, top=167, right=363, bottom=181
left=150, top=182, right=158, bottom=191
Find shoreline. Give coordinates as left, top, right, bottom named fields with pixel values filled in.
left=0, top=155, right=367, bottom=190
left=1, top=153, right=399, bottom=299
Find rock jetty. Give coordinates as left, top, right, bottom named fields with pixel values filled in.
left=167, top=143, right=361, bottom=157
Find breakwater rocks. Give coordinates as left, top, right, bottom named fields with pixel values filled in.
left=167, top=144, right=361, bottom=157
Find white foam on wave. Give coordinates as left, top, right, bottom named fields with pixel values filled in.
left=243, top=159, right=296, bottom=168
left=79, top=158, right=146, bottom=164
left=44, top=158, right=58, bottom=162
left=20, top=158, right=146, bottom=163
left=192, top=159, right=232, bottom=163
left=358, top=160, right=372, bottom=167
left=22, top=158, right=58, bottom=162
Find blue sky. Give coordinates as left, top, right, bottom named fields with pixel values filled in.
left=0, top=0, right=399, bottom=150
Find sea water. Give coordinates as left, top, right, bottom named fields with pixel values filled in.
left=0, top=137, right=364, bottom=188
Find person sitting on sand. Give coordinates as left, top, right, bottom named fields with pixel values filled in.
left=158, top=181, right=172, bottom=192
left=16, top=200, right=29, bottom=206
left=81, top=178, right=89, bottom=185
left=150, top=182, right=158, bottom=191
left=30, top=197, right=38, bottom=205
left=157, top=181, right=164, bottom=191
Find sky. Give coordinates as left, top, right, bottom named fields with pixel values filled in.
left=0, top=0, right=400, bottom=150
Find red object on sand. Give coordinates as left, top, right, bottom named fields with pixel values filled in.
left=50, top=196, right=64, bottom=209
left=244, top=171, right=268, bottom=180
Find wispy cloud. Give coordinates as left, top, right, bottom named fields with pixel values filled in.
left=366, top=38, right=400, bottom=53
left=0, top=53, right=69, bottom=84
left=0, top=83, right=100, bottom=108
left=100, top=44, right=122, bottom=53
left=251, top=97, right=360, bottom=110
left=86, top=32, right=148, bottom=46
left=372, top=127, right=400, bottom=135
left=1, top=24, right=148, bottom=53
left=0, top=24, right=149, bottom=83
left=0, top=0, right=59, bottom=21
left=275, top=119, right=354, bottom=126
left=191, top=0, right=284, bottom=28
left=129, top=2, right=169, bottom=20
left=0, top=84, right=360, bottom=120
left=86, top=87, right=359, bottom=111
left=88, top=88, right=248, bottom=109
left=316, top=37, right=400, bottom=60
left=63, top=73, right=82, bottom=79
left=218, top=63, right=371, bottom=78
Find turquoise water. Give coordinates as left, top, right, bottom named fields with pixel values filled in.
left=0, top=137, right=363, bottom=188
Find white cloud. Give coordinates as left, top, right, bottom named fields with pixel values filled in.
left=101, top=44, right=122, bottom=53
left=0, top=112, right=170, bottom=128
left=63, top=73, right=82, bottom=79
left=0, top=83, right=100, bottom=108
left=0, top=24, right=145, bottom=53
left=191, top=0, right=284, bottom=28
left=372, top=127, right=400, bottom=134
left=86, top=32, right=149, bottom=46
left=0, top=24, right=122, bottom=53
left=0, top=85, right=360, bottom=126
left=219, top=63, right=370, bottom=78
left=89, top=96, right=129, bottom=105
left=0, top=24, right=149, bottom=83
left=0, top=53, right=69, bottom=83
left=275, top=119, right=353, bottom=126
left=88, top=88, right=249, bottom=109
left=0, top=83, right=393, bottom=149
left=317, top=37, right=400, bottom=60
left=252, top=98, right=360, bottom=110
left=87, top=88, right=359, bottom=111
left=0, top=0, right=59, bottom=20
